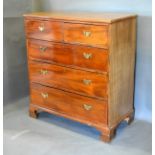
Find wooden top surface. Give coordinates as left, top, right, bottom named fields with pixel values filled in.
left=24, top=12, right=137, bottom=23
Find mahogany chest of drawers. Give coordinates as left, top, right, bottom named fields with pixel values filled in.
left=24, top=12, right=137, bottom=142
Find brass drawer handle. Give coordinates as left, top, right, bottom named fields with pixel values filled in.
left=38, top=25, right=45, bottom=32
left=41, top=93, right=48, bottom=99
left=40, top=69, right=48, bottom=75
left=83, top=52, right=92, bottom=59
left=83, top=31, right=91, bottom=37
left=83, top=79, right=92, bottom=85
left=39, top=46, right=47, bottom=52
left=83, top=104, right=92, bottom=111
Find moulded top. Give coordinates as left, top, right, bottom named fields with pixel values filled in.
left=24, top=11, right=137, bottom=23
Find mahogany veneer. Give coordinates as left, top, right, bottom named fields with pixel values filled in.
left=29, top=61, right=108, bottom=99
left=63, top=23, right=108, bottom=48
left=27, top=39, right=109, bottom=72
left=24, top=12, right=137, bottom=142
left=25, top=20, right=63, bottom=41
left=30, top=83, right=108, bottom=125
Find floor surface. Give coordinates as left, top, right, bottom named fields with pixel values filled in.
left=4, top=97, right=152, bottom=155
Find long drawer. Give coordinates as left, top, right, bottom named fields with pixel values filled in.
left=29, top=61, right=108, bottom=99
left=30, top=83, right=108, bottom=125
left=27, top=39, right=109, bottom=72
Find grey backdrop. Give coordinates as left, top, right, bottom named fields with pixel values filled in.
left=4, top=1, right=32, bottom=104
left=4, top=0, right=152, bottom=122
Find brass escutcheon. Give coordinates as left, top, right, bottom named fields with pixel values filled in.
left=83, top=31, right=91, bottom=37
left=41, top=93, right=48, bottom=99
left=40, top=69, right=48, bottom=75
left=83, top=104, right=92, bottom=111
left=38, top=24, right=45, bottom=32
left=39, top=46, right=47, bottom=52
left=83, top=52, right=92, bottom=59
left=83, top=79, right=92, bottom=85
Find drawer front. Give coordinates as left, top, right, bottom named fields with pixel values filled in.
left=25, top=20, right=63, bottom=41
left=30, top=83, right=107, bottom=125
left=29, top=61, right=108, bottom=99
left=27, top=39, right=109, bottom=72
left=64, top=23, right=109, bottom=48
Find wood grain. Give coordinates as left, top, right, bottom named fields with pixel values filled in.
left=24, top=12, right=137, bottom=24
left=25, top=19, right=63, bottom=41
left=29, top=61, right=108, bottom=99
left=30, top=83, right=108, bottom=125
left=24, top=12, right=137, bottom=142
left=108, top=17, right=137, bottom=128
left=27, top=39, right=109, bottom=72
left=64, top=23, right=109, bottom=48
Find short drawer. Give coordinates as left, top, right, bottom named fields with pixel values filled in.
left=27, top=39, right=109, bottom=72
left=25, top=20, right=63, bottom=41
left=64, top=23, right=109, bottom=48
left=29, top=61, right=108, bottom=99
left=30, top=83, right=108, bottom=125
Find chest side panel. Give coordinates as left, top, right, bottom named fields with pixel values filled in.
left=108, top=18, right=136, bottom=127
